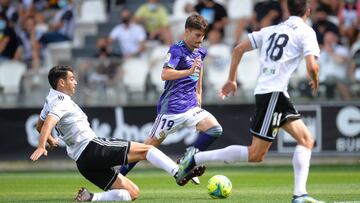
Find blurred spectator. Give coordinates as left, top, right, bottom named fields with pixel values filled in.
left=229, top=0, right=253, bottom=45
left=134, top=0, right=172, bottom=44
left=87, top=59, right=124, bottom=102
left=338, top=0, right=359, bottom=46
left=318, top=0, right=341, bottom=16
left=0, top=0, right=19, bottom=27
left=203, top=29, right=232, bottom=93
left=204, top=29, right=230, bottom=70
left=172, top=0, right=196, bottom=20
left=47, top=0, right=61, bottom=9
left=109, top=8, right=146, bottom=58
left=248, top=0, right=283, bottom=32
left=319, top=31, right=352, bottom=100
left=34, top=12, right=48, bottom=35
left=19, top=16, right=41, bottom=70
left=94, top=37, right=113, bottom=59
left=312, top=5, right=340, bottom=45
left=39, top=0, right=74, bottom=45
left=171, top=0, right=196, bottom=41
left=0, top=13, right=22, bottom=61
left=194, top=0, right=228, bottom=39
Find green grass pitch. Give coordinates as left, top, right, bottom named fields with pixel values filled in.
left=0, top=164, right=359, bottom=203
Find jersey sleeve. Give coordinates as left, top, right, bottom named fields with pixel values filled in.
left=163, top=46, right=181, bottom=69
left=39, top=102, right=50, bottom=121
left=199, top=47, right=207, bottom=60
left=302, top=29, right=320, bottom=57
left=48, top=100, right=70, bottom=121
left=248, top=29, right=264, bottom=49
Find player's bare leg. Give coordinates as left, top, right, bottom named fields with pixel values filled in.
left=190, top=115, right=222, bottom=184
left=247, top=136, right=272, bottom=162
left=127, top=142, right=178, bottom=177
left=282, top=119, right=323, bottom=203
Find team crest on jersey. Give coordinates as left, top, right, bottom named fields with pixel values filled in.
left=159, top=131, right=166, bottom=139
left=164, top=53, right=171, bottom=63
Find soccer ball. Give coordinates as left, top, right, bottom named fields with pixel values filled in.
left=207, top=175, right=232, bottom=199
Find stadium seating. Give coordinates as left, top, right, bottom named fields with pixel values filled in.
left=0, top=61, right=26, bottom=94
left=148, top=45, right=169, bottom=92
left=122, top=58, right=149, bottom=101
left=206, top=44, right=232, bottom=92
left=79, top=0, right=107, bottom=23
left=47, top=42, right=73, bottom=66
left=237, top=49, right=260, bottom=94
left=0, top=61, right=26, bottom=103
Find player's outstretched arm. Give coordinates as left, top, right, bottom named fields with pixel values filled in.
left=161, top=57, right=201, bottom=81
left=30, top=115, right=59, bottom=161
left=36, top=118, right=59, bottom=149
left=219, top=39, right=253, bottom=100
left=305, top=55, right=320, bottom=96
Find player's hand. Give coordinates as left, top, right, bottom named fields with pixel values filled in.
left=30, top=147, right=48, bottom=161
left=188, top=57, right=201, bottom=75
left=47, top=137, right=59, bottom=149
left=219, top=80, right=237, bottom=100
left=309, top=79, right=319, bottom=96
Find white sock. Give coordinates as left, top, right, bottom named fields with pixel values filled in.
left=194, top=145, right=248, bottom=165
left=92, top=189, right=131, bottom=201
left=146, top=147, right=179, bottom=176
left=292, top=145, right=311, bottom=196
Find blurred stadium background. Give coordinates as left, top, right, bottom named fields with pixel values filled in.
left=0, top=0, right=359, bottom=201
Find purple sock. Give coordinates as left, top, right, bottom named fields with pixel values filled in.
left=192, top=132, right=217, bottom=151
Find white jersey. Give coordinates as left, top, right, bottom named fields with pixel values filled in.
left=248, top=16, right=320, bottom=97
left=40, top=89, right=96, bottom=161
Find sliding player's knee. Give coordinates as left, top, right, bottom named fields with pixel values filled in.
left=205, top=125, right=223, bottom=138
left=143, top=145, right=156, bottom=159
left=136, top=144, right=154, bottom=160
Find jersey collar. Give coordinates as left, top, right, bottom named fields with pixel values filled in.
left=288, top=16, right=304, bottom=23
left=182, top=40, right=197, bottom=52
left=49, top=88, right=70, bottom=100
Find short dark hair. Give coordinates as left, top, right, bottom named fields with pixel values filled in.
left=185, top=14, right=208, bottom=33
left=48, top=65, right=73, bottom=89
left=287, top=0, right=309, bottom=17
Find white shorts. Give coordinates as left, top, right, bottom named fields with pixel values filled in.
left=149, top=107, right=213, bottom=140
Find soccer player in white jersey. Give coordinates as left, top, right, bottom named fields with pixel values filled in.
left=30, top=65, right=205, bottom=202
left=177, top=1, right=324, bottom=202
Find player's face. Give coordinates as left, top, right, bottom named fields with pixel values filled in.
left=63, top=71, right=77, bottom=96
left=185, top=29, right=205, bottom=49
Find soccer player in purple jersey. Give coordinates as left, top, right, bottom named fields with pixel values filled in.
left=119, top=14, right=223, bottom=184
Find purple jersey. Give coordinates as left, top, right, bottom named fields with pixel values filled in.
left=157, top=40, right=207, bottom=114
